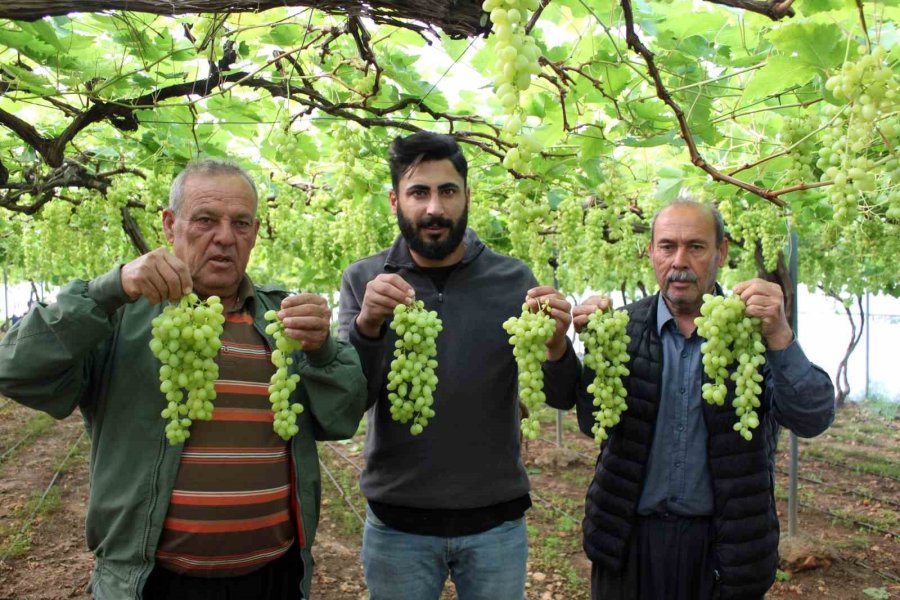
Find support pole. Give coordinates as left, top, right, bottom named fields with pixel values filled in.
left=3, top=268, right=8, bottom=329
left=550, top=255, right=564, bottom=446
left=787, top=230, right=799, bottom=537
left=865, top=293, right=870, bottom=400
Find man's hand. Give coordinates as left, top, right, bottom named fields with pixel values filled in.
left=733, top=278, right=794, bottom=350
left=572, top=295, right=613, bottom=334
left=526, top=286, right=572, bottom=361
left=279, top=293, right=332, bottom=352
left=120, top=247, right=192, bottom=304
left=356, top=274, right=415, bottom=338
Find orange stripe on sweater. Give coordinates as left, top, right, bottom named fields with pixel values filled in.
left=210, top=407, right=273, bottom=422
left=214, top=382, right=270, bottom=396
left=163, top=510, right=290, bottom=534
left=224, top=313, right=254, bottom=324
left=170, top=488, right=290, bottom=506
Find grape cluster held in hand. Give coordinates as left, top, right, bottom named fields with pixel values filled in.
left=579, top=309, right=631, bottom=444
left=387, top=300, right=442, bottom=435
left=149, top=294, right=225, bottom=445
left=695, top=294, right=766, bottom=441
left=503, top=301, right=555, bottom=440
left=265, top=310, right=304, bottom=441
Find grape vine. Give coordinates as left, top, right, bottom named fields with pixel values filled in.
left=483, top=0, right=543, bottom=173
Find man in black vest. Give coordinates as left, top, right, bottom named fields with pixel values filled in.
left=568, top=199, right=835, bottom=600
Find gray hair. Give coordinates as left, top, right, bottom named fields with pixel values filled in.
left=168, top=159, right=259, bottom=215
left=649, top=197, right=726, bottom=247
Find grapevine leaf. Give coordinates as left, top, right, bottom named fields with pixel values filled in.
left=743, top=55, right=818, bottom=102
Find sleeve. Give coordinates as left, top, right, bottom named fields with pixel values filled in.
left=764, top=339, right=835, bottom=438
left=542, top=337, right=580, bottom=412
left=573, top=361, right=600, bottom=438
left=298, top=335, right=368, bottom=441
left=338, top=267, right=387, bottom=410
left=0, top=266, right=129, bottom=419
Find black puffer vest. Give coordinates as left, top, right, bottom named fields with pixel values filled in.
left=582, top=294, right=779, bottom=599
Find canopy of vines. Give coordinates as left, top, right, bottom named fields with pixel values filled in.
left=0, top=0, right=897, bottom=301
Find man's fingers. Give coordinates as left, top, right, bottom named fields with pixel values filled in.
left=281, top=293, right=327, bottom=309
left=161, top=253, right=192, bottom=296
left=153, top=261, right=182, bottom=303
left=282, top=316, right=330, bottom=332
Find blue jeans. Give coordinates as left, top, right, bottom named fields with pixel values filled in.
left=361, top=507, right=528, bottom=600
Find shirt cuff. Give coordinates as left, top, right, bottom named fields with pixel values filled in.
left=765, top=338, right=813, bottom=379
left=350, top=318, right=387, bottom=344
left=304, top=335, right=338, bottom=367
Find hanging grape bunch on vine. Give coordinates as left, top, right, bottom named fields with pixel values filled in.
left=483, top=0, right=543, bottom=172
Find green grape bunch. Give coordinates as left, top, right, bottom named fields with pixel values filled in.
left=149, top=294, right=225, bottom=445
left=579, top=309, right=631, bottom=444
left=387, top=300, right=442, bottom=435
left=503, top=301, right=555, bottom=440
left=264, top=310, right=304, bottom=441
left=695, top=294, right=767, bottom=441
left=482, top=0, right=544, bottom=173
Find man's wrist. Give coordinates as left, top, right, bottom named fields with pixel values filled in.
left=547, top=338, right=568, bottom=362
left=355, top=314, right=383, bottom=339
left=766, top=328, right=794, bottom=351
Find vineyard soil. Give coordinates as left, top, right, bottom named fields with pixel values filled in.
left=0, top=401, right=896, bottom=599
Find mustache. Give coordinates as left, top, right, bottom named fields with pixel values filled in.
left=668, top=270, right=698, bottom=283
left=418, top=216, right=454, bottom=229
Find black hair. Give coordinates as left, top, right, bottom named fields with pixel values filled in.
left=388, top=132, right=467, bottom=190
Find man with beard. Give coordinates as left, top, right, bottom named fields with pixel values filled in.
left=337, top=132, right=578, bottom=600
left=567, top=199, right=835, bottom=600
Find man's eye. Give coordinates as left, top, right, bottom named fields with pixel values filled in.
left=197, top=217, right=215, bottom=225
left=234, top=221, right=252, bottom=231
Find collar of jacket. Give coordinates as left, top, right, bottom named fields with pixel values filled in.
left=383, top=228, right=486, bottom=270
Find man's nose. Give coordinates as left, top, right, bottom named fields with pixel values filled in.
left=212, top=221, right=237, bottom=245
left=425, top=192, right=444, bottom=216
left=672, top=246, right=690, bottom=268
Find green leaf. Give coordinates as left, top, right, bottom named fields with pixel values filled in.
left=17, top=21, right=64, bottom=51
left=263, top=24, right=306, bottom=46
left=743, top=56, right=818, bottom=102
left=578, top=134, right=614, bottom=158
left=767, top=23, right=844, bottom=72
left=548, top=189, right=566, bottom=210
left=797, top=0, right=845, bottom=15
left=655, top=10, right=728, bottom=41
left=656, top=177, right=683, bottom=202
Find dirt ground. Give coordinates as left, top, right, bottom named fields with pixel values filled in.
left=0, top=400, right=897, bottom=599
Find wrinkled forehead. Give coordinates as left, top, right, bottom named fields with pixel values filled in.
left=653, top=204, right=718, bottom=243
left=181, top=174, right=258, bottom=216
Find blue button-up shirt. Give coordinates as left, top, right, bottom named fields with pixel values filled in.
left=637, top=295, right=835, bottom=516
